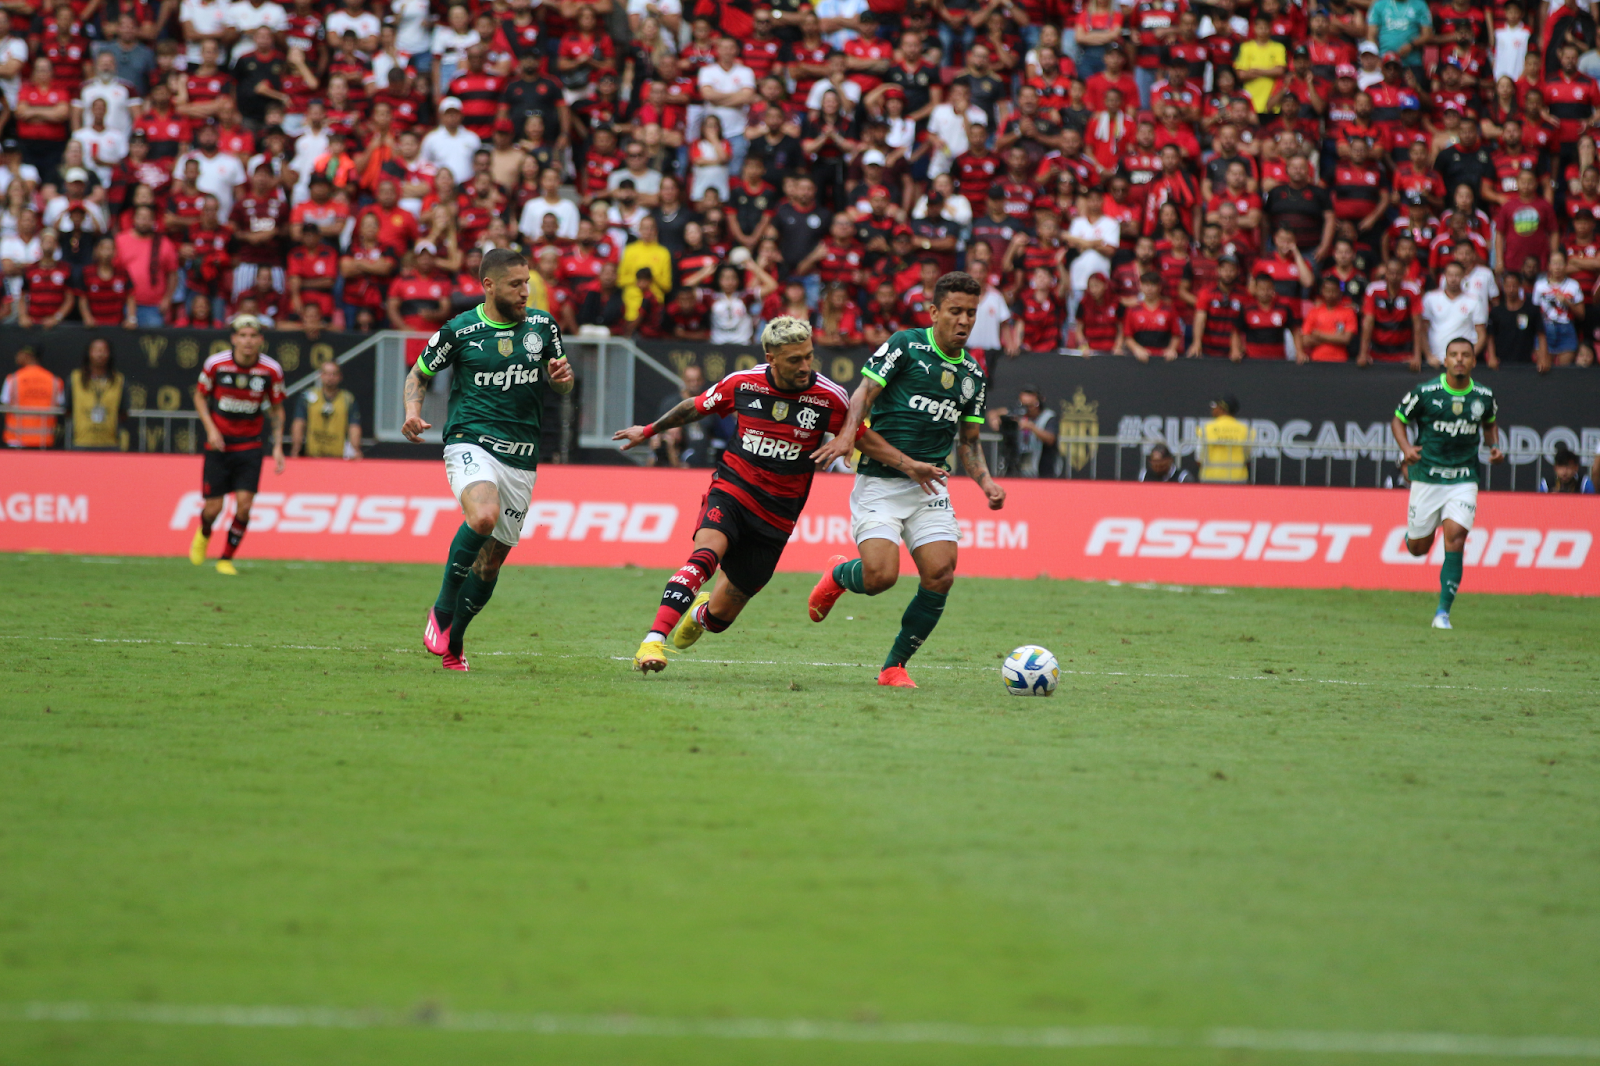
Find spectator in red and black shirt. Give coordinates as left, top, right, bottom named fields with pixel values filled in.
left=861, top=279, right=907, bottom=347
left=1358, top=256, right=1423, bottom=368
left=76, top=235, right=136, bottom=327
left=1121, top=271, right=1182, bottom=361
left=1014, top=265, right=1069, bottom=352
left=19, top=231, right=75, bottom=328
left=133, top=82, right=191, bottom=161
left=1264, top=154, right=1333, bottom=258
left=1253, top=226, right=1314, bottom=304
left=1189, top=254, right=1245, bottom=359
left=1242, top=274, right=1300, bottom=360
left=449, top=44, right=507, bottom=140
left=1331, top=137, right=1389, bottom=238
left=385, top=245, right=452, bottom=332
left=287, top=225, right=340, bottom=324
left=16, top=57, right=72, bottom=182
left=1071, top=272, right=1122, bottom=355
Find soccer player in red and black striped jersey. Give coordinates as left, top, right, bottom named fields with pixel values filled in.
left=1188, top=255, right=1245, bottom=359
left=615, top=317, right=866, bottom=672
left=75, top=235, right=136, bottom=327
left=188, top=316, right=287, bottom=575
left=1359, top=257, right=1423, bottom=368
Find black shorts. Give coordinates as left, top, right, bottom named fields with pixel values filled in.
left=202, top=448, right=264, bottom=497
left=696, top=488, right=788, bottom=595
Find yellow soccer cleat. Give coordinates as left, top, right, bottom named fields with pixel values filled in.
left=215, top=560, right=238, bottom=576
left=670, top=590, right=711, bottom=650
left=188, top=528, right=208, bottom=565
left=634, top=638, right=667, bottom=673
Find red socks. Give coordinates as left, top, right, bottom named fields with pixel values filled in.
left=650, top=547, right=720, bottom=636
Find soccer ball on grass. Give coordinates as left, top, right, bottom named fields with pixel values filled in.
left=1001, top=645, right=1060, bottom=696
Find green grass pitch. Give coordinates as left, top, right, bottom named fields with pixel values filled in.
left=1, top=552, right=1597, bottom=1066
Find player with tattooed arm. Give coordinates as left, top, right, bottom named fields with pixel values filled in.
left=402, top=248, right=575, bottom=672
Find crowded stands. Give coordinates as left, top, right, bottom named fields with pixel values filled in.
left=0, top=0, right=1596, bottom=368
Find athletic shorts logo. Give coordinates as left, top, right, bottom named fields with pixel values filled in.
left=706, top=506, right=723, bottom=523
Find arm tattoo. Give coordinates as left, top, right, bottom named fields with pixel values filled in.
left=403, top=368, right=426, bottom=412
left=653, top=396, right=705, bottom=432
left=958, top=427, right=990, bottom=482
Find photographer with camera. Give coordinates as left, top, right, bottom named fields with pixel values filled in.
left=987, top=385, right=1058, bottom=478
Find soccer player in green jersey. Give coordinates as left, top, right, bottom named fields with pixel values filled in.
left=1390, top=336, right=1504, bottom=630
left=807, top=271, right=1007, bottom=688
left=401, top=248, right=575, bottom=672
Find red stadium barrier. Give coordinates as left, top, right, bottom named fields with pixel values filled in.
left=2, top=453, right=1596, bottom=595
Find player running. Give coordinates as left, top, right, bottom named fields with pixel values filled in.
left=613, top=317, right=910, bottom=673
left=188, top=315, right=286, bottom=575
left=807, top=271, right=1006, bottom=688
left=1390, top=336, right=1504, bottom=630
left=402, top=248, right=575, bottom=672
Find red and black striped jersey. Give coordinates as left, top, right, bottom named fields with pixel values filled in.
left=1492, top=150, right=1539, bottom=194
left=1018, top=290, right=1065, bottom=350
left=1332, top=163, right=1384, bottom=221
left=952, top=151, right=1001, bottom=192
left=1252, top=254, right=1303, bottom=301
left=1541, top=72, right=1600, bottom=144
left=1130, top=0, right=1187, bottom=69
left=1241, top=300, right=1296, bottom=360
left=1075, top=290, right=1121, bottom=350
left=694, top=366, right=850, bottom=535
left=447, top=72, right=506, bottom=137
left=1362, top=278, right=1421, bottom=361
left=23, top=262, right=71, bottom=319
left=1124, top=300, right=1180, bottom=352
left=197, top=351, right=286, bottom=451
left=1196, top=285, right=1245, bottom=357
left=75, top=264, right=133, bottom=323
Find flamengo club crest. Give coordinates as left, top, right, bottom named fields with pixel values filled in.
left=941, top=368, right=955, bottom=390
left=771, top=400, right=789, bottom=421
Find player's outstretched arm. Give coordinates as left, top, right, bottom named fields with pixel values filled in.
left=401, top=363, right=432, bottom=443
left=856, top=428, right=948, bottom=495
left=613, top=395, right=705, bottom=451
left=811, top=377, right=881, bottom=467
left=957, top=421, right=1005, bottom=510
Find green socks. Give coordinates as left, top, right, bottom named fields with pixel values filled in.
left=1438, top=550, right=1463, bottom=615
left=885, top=585, right=947, bottom=669
left=833, top=558, right=871, bottom=595
left=448, top=570, right=498, bottom=654
left=434, top=523, right=489, bottom=626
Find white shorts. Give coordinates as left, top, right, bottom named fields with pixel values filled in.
left=444, top=443, right=538, bottom=547
left=1407, top=480, right=1477, bottom=540
left=850, top=473, right=960, bottom=551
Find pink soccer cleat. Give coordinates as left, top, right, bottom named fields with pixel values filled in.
left=877, top=665, right=916, bottom=688
left=423, top=608, right=450, bottom=655
left=808, top=554, right=850, bottom=622
left=441, top=651, right=469, bottom=672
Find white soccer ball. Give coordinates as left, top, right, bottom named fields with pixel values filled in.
left=1001, top=645, right=1060, bottom=697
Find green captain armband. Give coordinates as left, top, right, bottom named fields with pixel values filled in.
left=962, top=415, right=985, bottom=423
left=860, top=367, right=886, bottom=386
left=415, top=360, right=436, bottom=377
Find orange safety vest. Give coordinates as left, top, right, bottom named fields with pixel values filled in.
left=3, top=364, right=62, bottom=448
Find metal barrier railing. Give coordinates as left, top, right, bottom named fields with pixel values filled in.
left=1003, top=434, right=1598, bottom=491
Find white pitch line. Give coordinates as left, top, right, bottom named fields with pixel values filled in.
left=1, top=1002, right=1596, bottom=1058
left=2, top=635, right=1558, bottom=694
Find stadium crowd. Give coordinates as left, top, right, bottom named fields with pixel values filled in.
left=1, top=0, right=1600, bottom=368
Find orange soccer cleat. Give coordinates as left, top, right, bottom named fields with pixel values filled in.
left=877, top=665, right=916, bottom=688
left=808, top=554, right=850, bottom=622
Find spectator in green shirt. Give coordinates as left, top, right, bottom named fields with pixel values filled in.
left=1367, top=0, right=1433, bottom=73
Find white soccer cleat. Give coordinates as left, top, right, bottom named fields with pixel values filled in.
left=1431, top=611, right=1452, bottom=630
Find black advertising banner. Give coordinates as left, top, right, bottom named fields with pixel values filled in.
left=0, top=327, right=373, bottom=453
left=987, top=356, right=1600, bottom=490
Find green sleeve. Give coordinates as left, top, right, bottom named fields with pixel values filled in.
left=415, top=324, right=457, bottom=378
left=1395, top=389, right=1418, bottom=424
left=861, top=336, right=903, bottom=388
left=962, top=373, right=987, bottom=424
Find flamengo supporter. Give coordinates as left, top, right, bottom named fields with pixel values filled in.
left=1300, top=275, right=1359, bottom=363
left=187, top=315, right=286, bottom=576
left=1360, top=258, right=1423, bottom=369
left=1421, top=261, right=1487, bottom=366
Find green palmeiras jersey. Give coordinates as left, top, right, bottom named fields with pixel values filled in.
left=415, top=304, right=565, bottom=471
left=1395, top=374, right=1497, bottom=484
left=858, top=327, right=986, bottom=478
